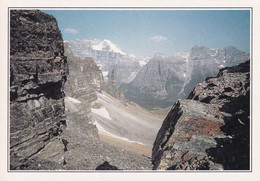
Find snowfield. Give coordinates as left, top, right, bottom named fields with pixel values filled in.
left=92, top=39, right=126, bottom=55
left=102, top=71, right=109, bottom=77
left=67, top=96, right=81, bottom=103
left=139, top=60, right=147, bottom=67
left=91, top=91, right=164, bottom=153
left=91, top=107, right=112, bottom=120
left=94, top=121, right=146, bottom=145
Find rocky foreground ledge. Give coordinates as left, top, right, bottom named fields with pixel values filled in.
left=10, top=10, right=69, bottom=169
left=152, top=60, right=250, bottom=170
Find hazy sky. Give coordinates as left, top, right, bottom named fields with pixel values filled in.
left=42, top=9, right=250, bottom=57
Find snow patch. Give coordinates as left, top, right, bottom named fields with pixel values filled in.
left=92, top=107, right=111, bottom=120
left=139, top=60, right=147, bottom=67
left=126, top=71, right=138, bottom=83
left=94, top=121, right=146, bottom=145
left=92, top=39, right=126, bottom=55
left=102, top=71, right=109, bottom=77
left=219, top=64, right=225, bottom=68
left=67, top=96, right=81, bottom=103
left=129, top=53, right=136, bottom=58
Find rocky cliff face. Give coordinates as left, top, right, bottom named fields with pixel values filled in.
left=62, top=41, right=151, bottom=170
left=10, top=10, right=68, bottom=169
left=9, top=10, right=153, bottom=171
left=152, top=60, right=250, bottom=170
left=64, top=42, right=103, bottom=126
left=64, top=42, right=105, bottom=94
left=105, top=69, right=125, bottom=99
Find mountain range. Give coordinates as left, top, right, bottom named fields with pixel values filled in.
left=120, top=45, right=249, bottom=108
left=66, top=39, right=249, bottom=109
left=10, top=10, right=250, bottom=171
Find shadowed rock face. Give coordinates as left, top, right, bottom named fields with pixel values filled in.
left=152, top=60, right=250, bottom=170
left=10, top=10, right=68, bottom=169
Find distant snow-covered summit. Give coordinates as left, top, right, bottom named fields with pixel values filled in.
left=66, top=38, right=141, bottom=85
left=67, top=39, right=126, bottom=58
left=92, top=39, right=126, bottom=55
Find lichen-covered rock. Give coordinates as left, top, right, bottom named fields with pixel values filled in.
left=152, top=60, right=250, bottom=170
left=10, top=10, right=68, bottom=169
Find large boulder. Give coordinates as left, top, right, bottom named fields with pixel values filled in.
left=152, top=60, right=250, bottom=170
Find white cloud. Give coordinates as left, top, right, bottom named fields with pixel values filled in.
left=150, top=35, right=168, bottom=42
left=64, top=28, right=78, bottom=34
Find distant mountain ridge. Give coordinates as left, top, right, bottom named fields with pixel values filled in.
left=67, top=39, right=141, bottom=85
left=120, top=45, right=249, bottom=109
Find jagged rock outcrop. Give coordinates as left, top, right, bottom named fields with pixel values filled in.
left=152, top=60, right=250, bottom=170
left=64, top=42, right=105, bottom=93
left=105, top=69, right=125, bottom=99
left=10, top=10, right=68, bottom=169
left=64, top=42, right=104, bottom=125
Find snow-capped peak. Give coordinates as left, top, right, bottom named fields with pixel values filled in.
left=129, top=53, right=136, bottom=58
left=153, top=53, right=165, bottom=59
left=92, top=39, right=126, bottom=55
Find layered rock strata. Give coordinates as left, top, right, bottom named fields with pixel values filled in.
left=64, top=42, right=103, bottom=126
left=152, top=60, right=250, bottom=170
left=62, top=42, right=152, bottom=170
left=10, top=10, right=68, bottom=169
left=64, top=42, right=105, bottom=94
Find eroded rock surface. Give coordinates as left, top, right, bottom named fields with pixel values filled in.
left=152, top=60, right=250, bottom=170
left=10, top=10, right=68, bottom=169
left=64, top=42, right=105, bottom=94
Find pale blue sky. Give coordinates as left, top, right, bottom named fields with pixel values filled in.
left=42, top=9, right=250, bottom=57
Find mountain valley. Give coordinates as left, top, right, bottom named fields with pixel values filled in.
left=9, top=9, right=250, bottom=171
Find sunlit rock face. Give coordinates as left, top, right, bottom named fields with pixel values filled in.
left=152, top=60, right=250, bottom=170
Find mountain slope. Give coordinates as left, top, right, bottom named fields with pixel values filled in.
left=92, top=91, right=165, bottom=156
left=62, top=39, right=163, bottom=169
left=121, top=46, right=249, bottom=109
